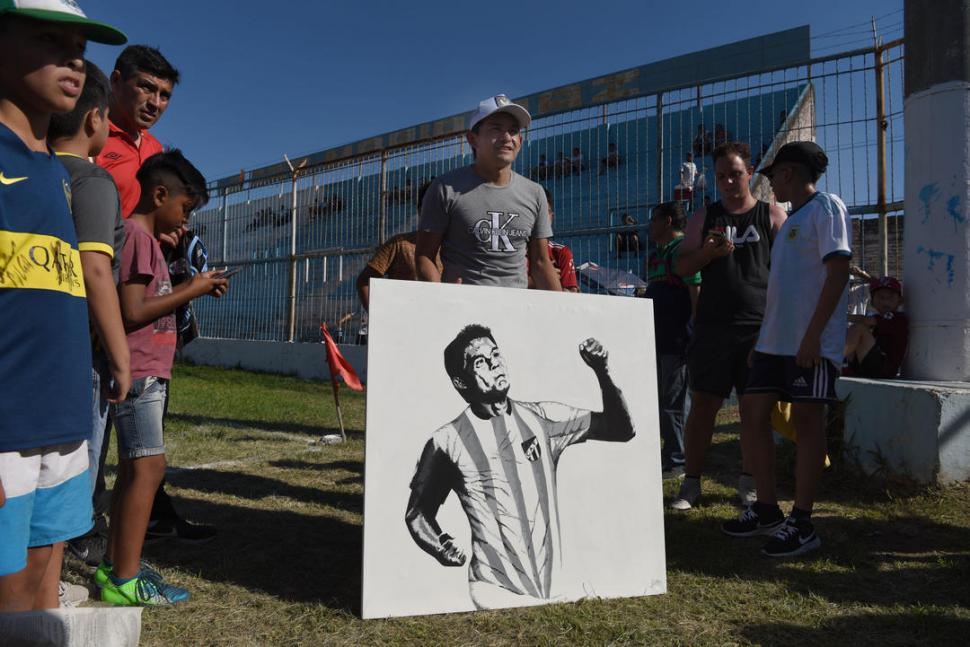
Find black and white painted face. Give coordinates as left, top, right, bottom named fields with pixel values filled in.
left=462, top=337, right=510, bottom=403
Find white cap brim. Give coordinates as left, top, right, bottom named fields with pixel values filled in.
left=469, top=103, right=531, bottom=131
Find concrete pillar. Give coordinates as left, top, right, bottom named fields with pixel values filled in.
left=903, top=0, right=970, bottom=380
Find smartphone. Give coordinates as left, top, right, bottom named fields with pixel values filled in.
left=213, top=266, right=244, bottom=279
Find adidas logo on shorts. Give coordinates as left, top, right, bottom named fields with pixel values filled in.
left=792, top=376, right=808, bottom=388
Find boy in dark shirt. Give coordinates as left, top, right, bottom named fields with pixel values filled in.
left=844, top=276, right=908, bottom=378
left=646, top=201, right=700, bottom=477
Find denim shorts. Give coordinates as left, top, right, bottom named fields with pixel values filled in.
left=111, top=376, right=168, bottom=460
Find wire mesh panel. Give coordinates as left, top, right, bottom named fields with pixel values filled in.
left=195, top=40, right=905, bottom=344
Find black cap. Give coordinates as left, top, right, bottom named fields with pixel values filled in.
left=758, top=141, right=828, bottom=177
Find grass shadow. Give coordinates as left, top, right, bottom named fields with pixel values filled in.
left=167, top=412, right=363, bottom=440
left=739, top=612, right=970, bottom=646
left=165, top=468, right=362, bottom=514
left=142, top=497, right=363, bottom=612
left=664, top=510, right=970, bottom=609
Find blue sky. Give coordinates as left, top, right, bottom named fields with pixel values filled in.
left=79, top=0, right=903, bottom=183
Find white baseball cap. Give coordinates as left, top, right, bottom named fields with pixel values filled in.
left=0, top=0, right=127, bottom=45
left=467, top=94, right=531, bottom=131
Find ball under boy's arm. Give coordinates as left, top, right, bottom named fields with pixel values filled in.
left=581, top=338, right=635, bottom=442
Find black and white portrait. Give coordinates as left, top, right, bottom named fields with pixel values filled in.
left=362, top=281, right=666, bottom=618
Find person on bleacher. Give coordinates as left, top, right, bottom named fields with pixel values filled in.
left=415, top=94, right=561, bottom=290
left=669, top=142, right=787, bottom=511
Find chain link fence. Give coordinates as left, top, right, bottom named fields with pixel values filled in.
left=191, top=37, right=904, bottom=345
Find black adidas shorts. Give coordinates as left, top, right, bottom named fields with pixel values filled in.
left=746, top=352, right=839, bottom=403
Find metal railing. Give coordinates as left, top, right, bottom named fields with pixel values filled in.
left=191, top=37, right=905, bottom=345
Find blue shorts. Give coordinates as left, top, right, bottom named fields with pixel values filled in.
left=0, top=441, right=93, bottom=576
left=111, top=376, right=168, bottom=460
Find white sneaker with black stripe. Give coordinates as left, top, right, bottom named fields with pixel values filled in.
left=761, top=516, right=821, bottom=557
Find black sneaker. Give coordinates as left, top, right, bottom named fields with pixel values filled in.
left=66, top=533, right=108, bottom=567
left=145, top=517, right=217, bottom=544
left=721, top=504, right=785, bottom=537
left=761, top=516, right=821, bottom=557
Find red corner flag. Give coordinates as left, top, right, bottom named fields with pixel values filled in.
left=321, top=323, right=364, bottom=391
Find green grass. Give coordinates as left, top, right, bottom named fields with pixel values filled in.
left=66, top=363, right=970, bottom=646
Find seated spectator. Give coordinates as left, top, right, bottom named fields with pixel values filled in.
left=847, top=265, right=872, bottom=316
left=616, top=214, right=640, bottom=257
left=532, top=154, right=549, bottom=180
left=357, top=183, right=442, bottom=310
left=553, top=151, right=570, bottom=178
left=692, top=125, right=712, bottom=157
left=570, top=147, right=584, bottom=174
left=528, top=188, right=578, bottom=292
left=599, top=142, right=623, bottom=174
left=844, top=276, right=908, bottom=378
left=713, top=123, right=730, bottom=147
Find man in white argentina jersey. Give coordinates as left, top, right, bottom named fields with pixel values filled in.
left=720, top=141, right=850, bottom=559
left=405, top=325, right=635, bottom=610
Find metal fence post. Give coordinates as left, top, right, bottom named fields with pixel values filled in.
left=874, top=42, right=889, bottom=276
left=286, top=171, right=298, bottom=342
left=656, top=92, right=664, bottom=201
left=220, top=189, right=228, bottom=261
left=378, top=151, right=388, bottom=245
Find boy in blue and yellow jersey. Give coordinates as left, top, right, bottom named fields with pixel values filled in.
left=0, top=0, right=125, bottom=611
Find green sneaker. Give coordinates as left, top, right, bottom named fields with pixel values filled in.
left=100, top=569, right=190, bottom=606
left=94, top=561, right=112, bottom=588
left=94, top=560, right=161, bottom=589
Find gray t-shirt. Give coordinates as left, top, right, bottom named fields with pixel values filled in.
left=59, top=154, right=125, bottom=282
left=419, top=166, right=552, bottom=288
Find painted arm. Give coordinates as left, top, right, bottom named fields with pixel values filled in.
left=405, top=439, right=465, bottom=566
left=796, top=255, right=851, bottom=368
left=582, top=338, right=635, bottom=442
left=119, top=272, right=227, bottom=331
left=416, top=231, right=444, bottom=282
left=528, top=238, right=563, bottom=291
left=80, top=250, right=131, bottom=403
left=405, top=488, right=466, bottom=567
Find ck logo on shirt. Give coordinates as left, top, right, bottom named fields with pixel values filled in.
left=720, top=224, right=761, bottom=245
left=521, top=437, right=541, bottom=462
left=470, top=212, right=531, bottom=252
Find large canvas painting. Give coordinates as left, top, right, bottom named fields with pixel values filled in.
left=362, top=280, right=665, bottom=618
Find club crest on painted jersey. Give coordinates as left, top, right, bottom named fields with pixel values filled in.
left=521, top=436, right=541, bottom=462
